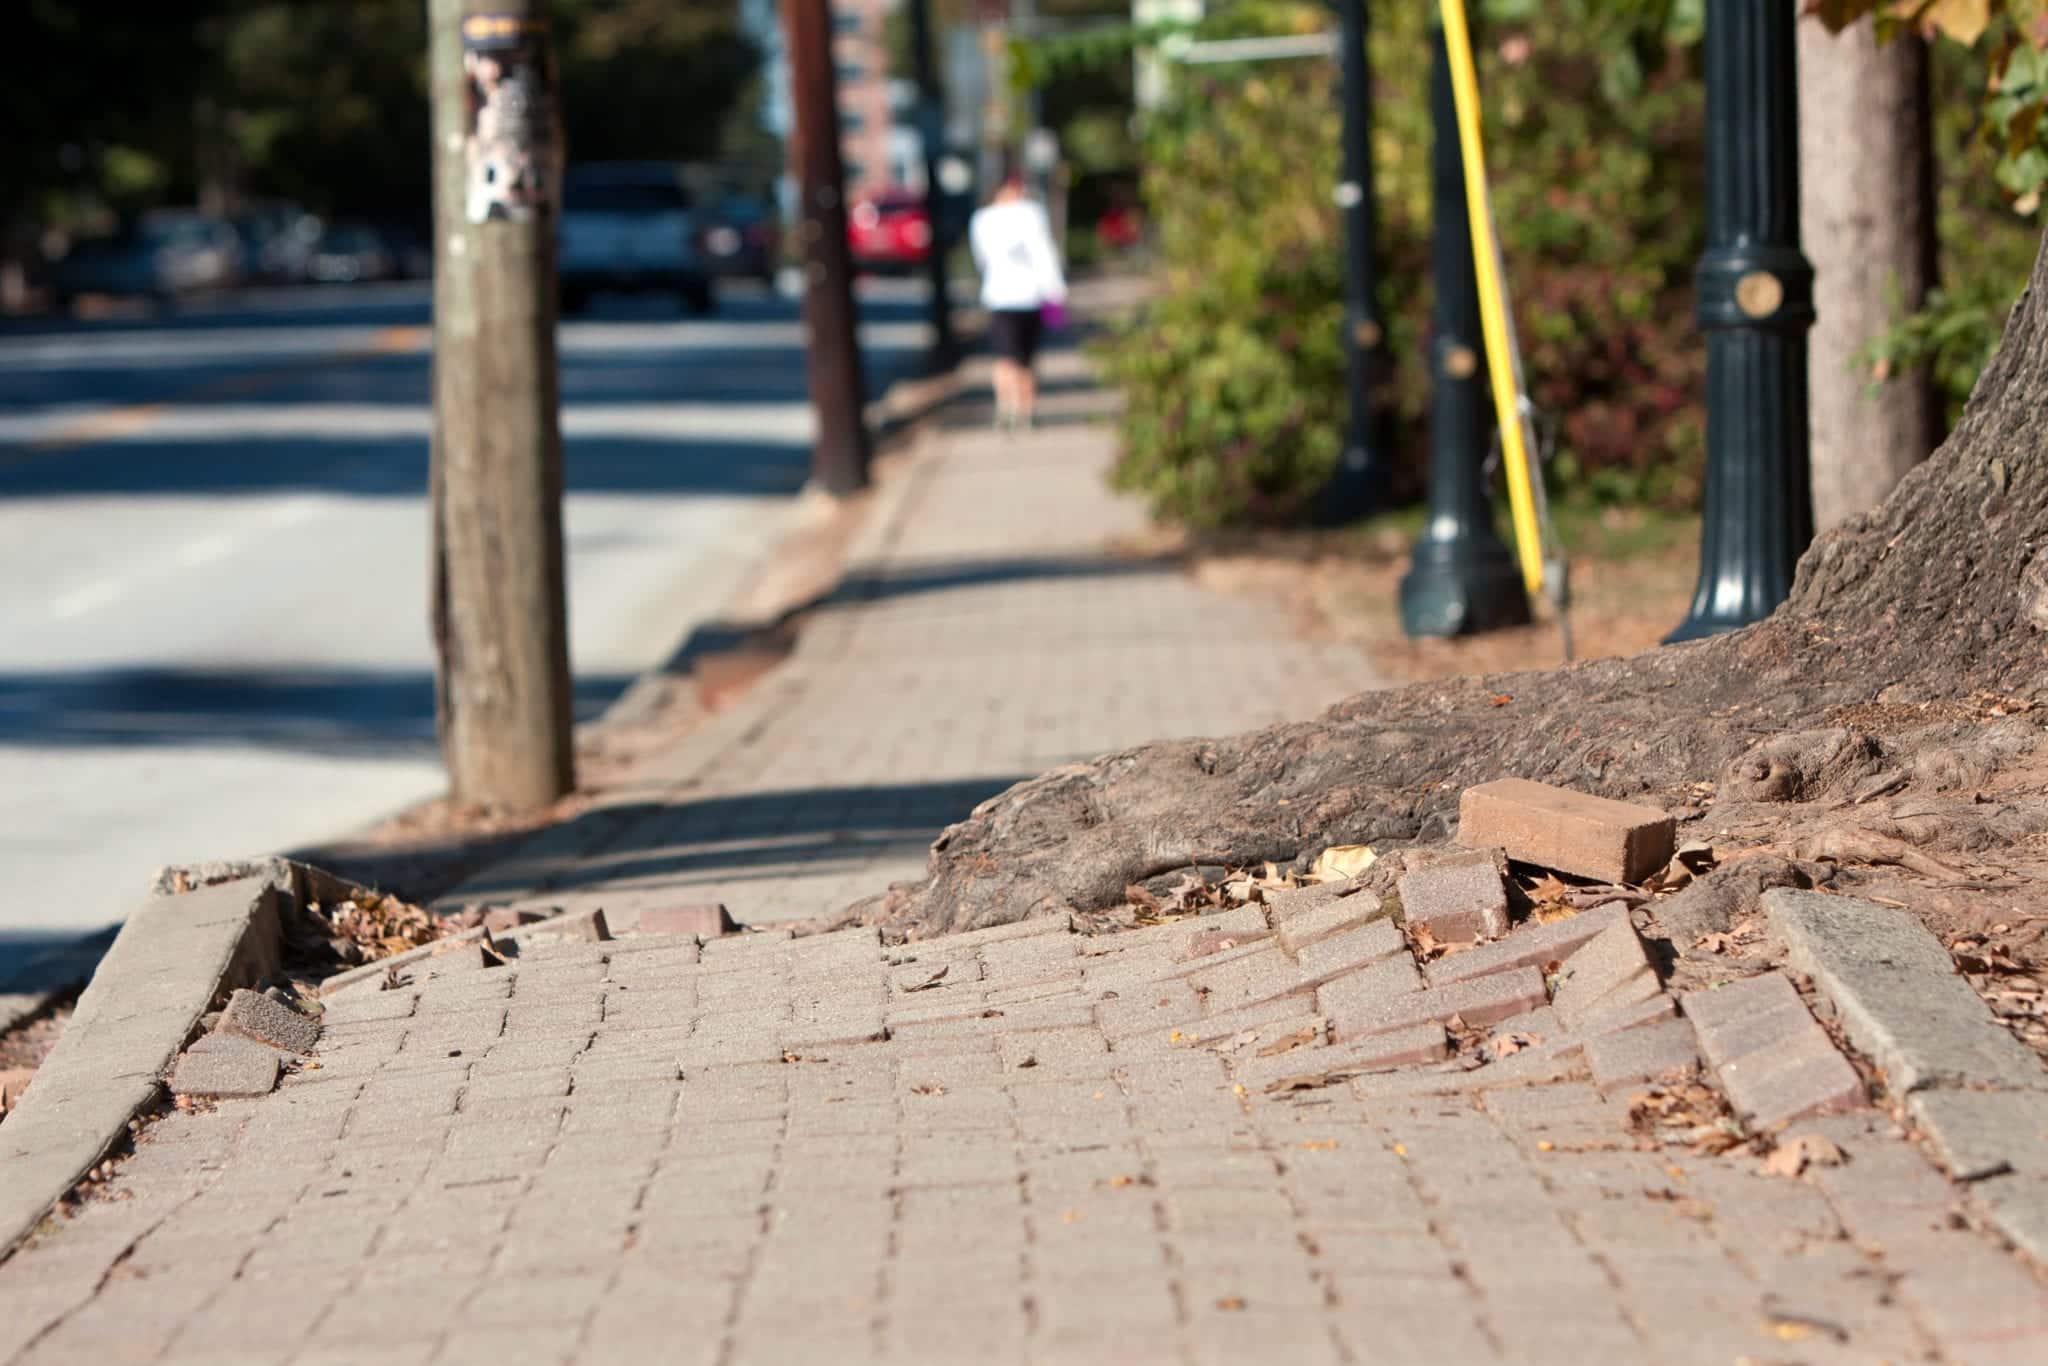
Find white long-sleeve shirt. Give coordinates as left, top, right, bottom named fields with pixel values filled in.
left=969, top=199, right=1067, bottom=312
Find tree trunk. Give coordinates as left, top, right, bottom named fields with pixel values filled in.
left=427, top=0, right=576, bottom=811
left=1798, top=16, right=1938, bottom=533
left=853, top=227, right=2048, bottom=941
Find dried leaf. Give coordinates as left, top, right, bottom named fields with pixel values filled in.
left=1254, top=1025, right=1321, bottom=1057
left=1126, top=884, right=1163, bottom=914
left=902, top=965, right=951, bottom=992
left=1489, top=693, right=1514, bottom=707
left=1308, top=843, right=1377, bottom=882
left=1759, top=1133, right=1847, bottom=1178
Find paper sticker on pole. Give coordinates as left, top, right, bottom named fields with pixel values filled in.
left=462, top=13, right=559, bottom=224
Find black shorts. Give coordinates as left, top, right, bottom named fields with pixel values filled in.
left=988, top=308, right=1045, bottom=366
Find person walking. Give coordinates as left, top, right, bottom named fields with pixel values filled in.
left=969, top=165, right=1067, bottom=430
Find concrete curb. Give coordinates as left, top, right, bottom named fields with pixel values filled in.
left=0, top=880, right=281, bottom=1261
left=1763, top=889, right=2048, bottom=1262
left=0, top=858, right=371, bottom=1263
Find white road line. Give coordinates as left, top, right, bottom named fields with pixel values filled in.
left=49, top=580, right=127, bottom=620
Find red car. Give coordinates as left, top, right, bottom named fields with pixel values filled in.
left=847, top=191, right=932, bottom=273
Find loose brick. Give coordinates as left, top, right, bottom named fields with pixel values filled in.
left=219, top=989, right=320, bottom=1054
left=1578, top=991, right=1677, bottom=1037
left=1236, top=1022, right=1448, bottom=1091
left=1293, top=918, right=1406, bottom=981
left=1456, top=777, right=1675, bottom=885
left=1267, top=885, right=1385, bottom=953
left=1583, top=1018, right=1700, bottom=1090
left=170, top=1038, right=280, bottom=1099
left=1172, top=996, right=1321, bottom=1048
left=1396, top=856, right=1509, bottom=944
left=1426, top=903, right=1632, bottom=988
left=1687, top=973, right=1865, bottom=1129
left=1550, top=923, right=1661, bottom=1030
left=509, top=908, right=612, bottom=946
left=1717, top=1029, right=1866, bottom=1130
left=637, top=904, right=736, bottom=939
left=1683, top=973, right=1809, bottom=1069
left=1321, top=964, right=1543, bottom=1042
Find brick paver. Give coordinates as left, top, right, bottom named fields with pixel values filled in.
left=3, top=335, right=2042, bottom=1365
left=434, top=343, right=1381, bottom=930
left=5, top=912, right=2039, bottom=1365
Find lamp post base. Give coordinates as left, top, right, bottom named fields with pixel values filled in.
left=1399, top=536, right=1531, bottom=638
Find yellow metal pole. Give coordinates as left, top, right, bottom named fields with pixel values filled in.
left=1436, top=0, right=1543, bottom=596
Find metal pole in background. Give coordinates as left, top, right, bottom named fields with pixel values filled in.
left=427, top=0, right=575, bottom=808
left=1319, top=0, right=1391, bottom=523
left=1667, top=0, right=1813, bottom=641
left=908, top=0, right=958, bottom=367
left=1398, top=15, right=1528, bottom=636
left=782, top=0, right=872, bottom=493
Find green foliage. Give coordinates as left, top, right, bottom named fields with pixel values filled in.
left=1096, top=58, right=1347, bottom=526
left=1093, top=0, right=1712, bottom=526
left=1861, top=29, right=2042, bottom=421
left=1813, top=0, right=2048, bottom=204
left=4, top=0, right=758, bottom=235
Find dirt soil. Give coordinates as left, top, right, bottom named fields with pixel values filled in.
left=1134, top=505, right=1700, bottom=685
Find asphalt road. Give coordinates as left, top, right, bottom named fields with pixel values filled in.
left=0, top=278, right=932, bottom=976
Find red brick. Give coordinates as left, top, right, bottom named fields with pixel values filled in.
left=1427, top=903, right=1631, bottom=987
left=1685, top=972, right=1866, bottom=1129
left=1550, top=922, right=1660, bottom=1030
left=1584, top=1018, right=1700, bottom=1090
left=1456, top=778, right=1675, bottom=885
left=219, top=988, right=320, bottom=1054
left=1396, top=858, right=1508, bottom=943
left=1321, top=965, right=1544, bottom=1042
left=639, top=904, right=737, bottom=939
left=170, top=1038, right=279, bottom=1098
left=1717, top=1029, right=1866, bottom=1129
left=1236, top=1021, right=1447, bottom=1090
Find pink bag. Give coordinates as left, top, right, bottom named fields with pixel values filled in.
left=1040, top=300, right=1066, bottom=329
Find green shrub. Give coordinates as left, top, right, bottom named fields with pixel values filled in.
left=1096, top=60, right=1348, bottom=526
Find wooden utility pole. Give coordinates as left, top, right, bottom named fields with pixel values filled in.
left=426, top=0, right=575, bottom=809
left=783, top=0, right=872, bottom=493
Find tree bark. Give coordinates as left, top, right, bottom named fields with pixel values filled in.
left=853, top=227, right=2048, bottom=941
left=427, top=0, right=576, bottom=811
left=1798, top=16, right=1938, bottom=533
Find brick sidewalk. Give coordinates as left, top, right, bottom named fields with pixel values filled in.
left=4, top=339, right=2044, bottom=1365
left=432, top=340, right=1379, bottom=928
left=3, top=912, right=2041, bottom=1365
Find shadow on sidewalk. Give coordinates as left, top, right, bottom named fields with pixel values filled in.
left=305, top=775, right=1031, bottom=913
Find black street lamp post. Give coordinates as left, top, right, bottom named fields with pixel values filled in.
left=1667, top=0, right=1815, bottom=642
left=1399, top=17, right=1528, bottom=637
left=1320, top=0, right=1392, bottom=523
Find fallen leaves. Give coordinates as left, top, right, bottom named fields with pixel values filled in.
left=1758, top=1133, right=1848, bottom=1178
left=1308, top=844, right=1378, bottom=883
left=1627, top=1080, right=1747, bottom=1154
left=901, top=965, right=951, bottom=992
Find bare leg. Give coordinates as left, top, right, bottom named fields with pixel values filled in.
left=991, top=360, right=1018, bottom=424
left=1015, top=364, right=1038, bottom=427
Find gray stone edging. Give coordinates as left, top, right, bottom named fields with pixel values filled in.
left=1763, top=888, right=2048, bottom=1262
left=0, top=875, right=284, bottom=1262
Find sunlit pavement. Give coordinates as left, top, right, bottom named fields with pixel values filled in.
left=0, top=278, right=933, bottom=965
